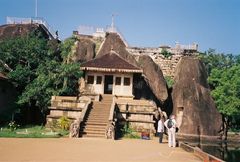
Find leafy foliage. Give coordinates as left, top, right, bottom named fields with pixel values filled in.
left=199, top=49, right=240, bottom=133
left=164, top=76, right=174, bottom=88
left=199, top=49, right=236, bottom=76
left=121, top=124, right=140, bottom=139
left=8, top=121, right=20, bottom=131
left=58, top=116, right=71, bottom=130
left=0, top=33, right=82, bottom=122
left=208, top=65, right=240, bottom=116
left=161, top=49, right=173, bottom=59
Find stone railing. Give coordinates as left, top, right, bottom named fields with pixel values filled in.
left=106, top=96, right=117, bottom=139
left=180, top=143, right=224, bottom=162
left=50, top=96, right=84, bottom=110
left=69, top=99, right=92, bottom=138
left=46, top=95, right=92, bottom=137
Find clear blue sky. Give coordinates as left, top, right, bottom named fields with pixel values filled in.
left=0, top=0, right=239, bottom=54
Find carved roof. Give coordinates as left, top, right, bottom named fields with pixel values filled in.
left=81, top=51, right=142, bottom=73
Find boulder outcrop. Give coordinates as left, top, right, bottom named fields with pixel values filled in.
left=73, top=38, right=95, bottom=63
left=172, top=57, right=222, bottom=141
left=0, top=24, right=52, bottom=40
left=137, top=55, right=168, bottom=103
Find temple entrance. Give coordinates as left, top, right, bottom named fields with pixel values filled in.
left=104, top=75, right=113, bottom=94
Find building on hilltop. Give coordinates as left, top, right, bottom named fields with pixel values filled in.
left=0, top=17, right=58, bottom=40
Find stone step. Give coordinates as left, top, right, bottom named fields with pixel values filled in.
left=87, top=116, right=108, bottom=120
left=92, top=107, right=110, bottom=112
left=84, top=124, right=107, bottom=129
left=89, top=111, right=110, bottom=114
left=85, top=121, right=108, bottom=126
left=80, top=95, right=113, bottom=139
left=82, top=131, right=105, bottom=135
left=87, top=117, right=109, bottom=120
left=84, top=124, right=106, bottom=128
left=86, top=119, right=108, bottom=123
left=89, top=113, right=110, bottom=117
left=93, top=104, right=111, bottom=109
left=84, top=127, right=106, bottom=132
left=83, top=127, right=106, bottom=131
left=82, top=133, right=105, bottom=138
left=92, top=108, right=110, bottom=110
left=87, top=113, right=109, bottom=116
left=92, top=107, right=111, bottom=109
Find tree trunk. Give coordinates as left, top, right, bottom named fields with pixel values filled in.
left=223, top=116, right=229, bottom=141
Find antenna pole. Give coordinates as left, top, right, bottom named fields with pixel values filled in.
left=35, top=0, right=38, bottom=17
left=111, top=14, right=114, bottom=30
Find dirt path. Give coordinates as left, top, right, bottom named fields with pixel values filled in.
left=0, top=138, right=201, bottom=162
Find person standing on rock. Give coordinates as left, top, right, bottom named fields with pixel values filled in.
left=164, top=115, right=177, bottom=147
left=157, top=118, right=164, bottom=143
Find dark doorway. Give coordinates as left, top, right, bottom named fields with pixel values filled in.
left=104, top=75, right=113, bottom=94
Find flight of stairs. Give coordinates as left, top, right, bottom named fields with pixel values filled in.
left=80, top=95, right=113, bottom=138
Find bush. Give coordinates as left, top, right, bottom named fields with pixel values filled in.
left=58, top=116, right=71, bottom=130
left=121, top=124, right=140, bottom=139
left=161, top=49, right=173, bottom=59
left=8, top=121, right=20, bottom=131
left=164, top=76, right=174, bottom=88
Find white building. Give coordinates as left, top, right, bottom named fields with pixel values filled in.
left=80, top=51, right=143, bottom=97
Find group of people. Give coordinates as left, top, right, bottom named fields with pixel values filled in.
left=157, top=114, right=177, bottom=147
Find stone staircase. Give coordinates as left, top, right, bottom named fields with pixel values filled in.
left=80, top=95, right=113, bottom=138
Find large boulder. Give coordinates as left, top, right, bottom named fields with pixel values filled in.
left=172, top=57, right=222, bottom=142
left=137, top=55, right=168, bottom=103
left=97, top=32, right=168, bottom=103
left=0, top=24, right=52, bottom=40
left=73, top=37, right=95, bottom=63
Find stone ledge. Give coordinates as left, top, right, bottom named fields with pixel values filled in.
left=180, top=142, right=225, bottom=162
left=177, top=133, right=222, bottom=144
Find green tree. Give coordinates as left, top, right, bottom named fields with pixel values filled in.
left=208, top=65, right=240, bottom=139
left=199, top=49, right=236, bottom=76
left=0, top=33, right=82, bottom=123
left=199, top=49, right=240, bottom=138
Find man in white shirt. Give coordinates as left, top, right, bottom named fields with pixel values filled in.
left=157, top=118, right=164, bottom=143
left=164, top=115, right=177, bottom=147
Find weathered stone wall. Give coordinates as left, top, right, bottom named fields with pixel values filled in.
left=46, top=96, right=90, bottom=127
left=127, top=47, right=198, bottom=78
left=116, top=99, right=157, bottom=136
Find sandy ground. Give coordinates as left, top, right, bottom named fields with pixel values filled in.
left=0, top=138, right=201, bottom=162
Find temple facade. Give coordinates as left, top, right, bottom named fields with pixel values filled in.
left=80, top=51, right=143, bottom=97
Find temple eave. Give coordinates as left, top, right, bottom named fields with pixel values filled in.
left=80, top=67, right=143, bottom=73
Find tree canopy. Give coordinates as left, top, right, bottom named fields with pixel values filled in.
left=199, top=49, right=240, bottom=131
left=0, top=33, right=82, bottom=121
